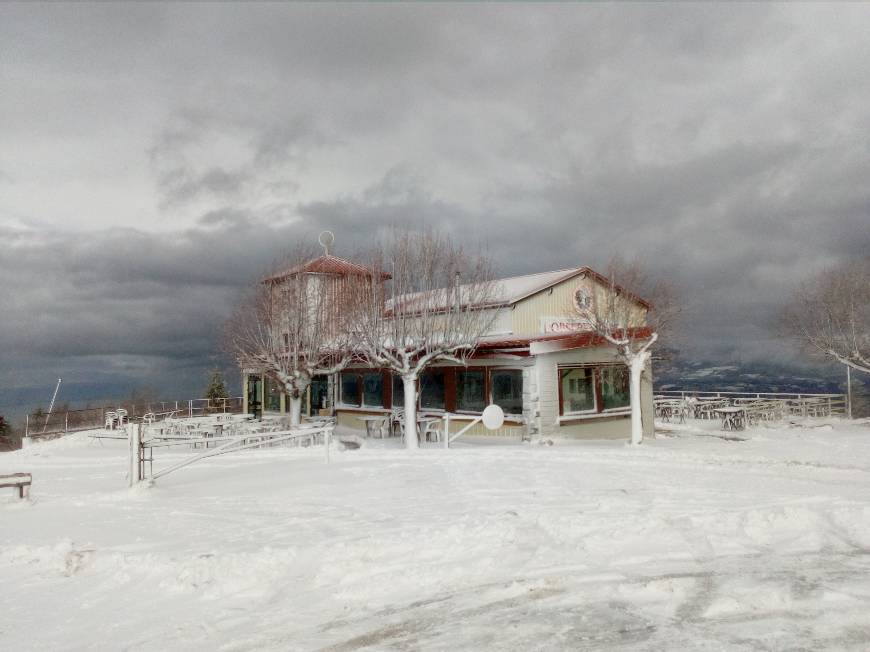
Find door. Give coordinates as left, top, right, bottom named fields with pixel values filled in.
left=247, top=374, right=263, bottom=418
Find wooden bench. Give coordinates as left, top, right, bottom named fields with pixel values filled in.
left=0, top=472, right=32, bottom=499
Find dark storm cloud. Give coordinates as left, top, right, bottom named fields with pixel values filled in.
left=2, top=3, right=870, bottom=406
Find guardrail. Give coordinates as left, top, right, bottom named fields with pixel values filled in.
left=656, top=390, right=848, bottom=417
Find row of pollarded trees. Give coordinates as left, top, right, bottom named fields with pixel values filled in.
left=224, top=233, right=501, bottom=449
left=224, top=232, right=676, bottom=449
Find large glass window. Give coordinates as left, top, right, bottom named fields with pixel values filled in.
left=457, top=369, right=486, bottom=412
left=491, top=369, right=523, bottom=414
left=340, top=372, right=361, bottom=407
left=600, top=366, right=630, bottom=410
left=420, top=369, right=445, bottom=410
left=560, top=367, right=595, bottom=414
left=310, top=375, right=329, bottom=414
left=362, top=372, right=384, bottom=407
left=265, top=377, right=282, bottom=412
left=392, top=375, right=404, bottom=407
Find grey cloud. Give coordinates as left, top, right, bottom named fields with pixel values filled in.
left=2, top=3, right=870, bottom=405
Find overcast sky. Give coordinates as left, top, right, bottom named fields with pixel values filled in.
left=2, top=3, right=869, bottom=407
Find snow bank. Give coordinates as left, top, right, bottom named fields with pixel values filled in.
left=2, top=420, right=870, bottom=649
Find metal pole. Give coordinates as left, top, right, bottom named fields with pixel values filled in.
left=25, top=414, right=29, bottom=437
left=847, top=365, right=853, bottom=419
left=42, top=378, right=62, bottom=434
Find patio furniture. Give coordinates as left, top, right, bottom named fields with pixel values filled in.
left=419, top=416, right=443, bottom=443
left=104, top=411, right=118, bottom=430
left=358, top=414, right=390, bottom=438
left=715, top=406, right=747, bottom=431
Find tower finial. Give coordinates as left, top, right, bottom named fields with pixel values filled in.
left=318, top=230, right=335, bottom=256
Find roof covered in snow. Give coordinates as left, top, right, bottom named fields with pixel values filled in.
left=264, top=255, right=389, bottom=283
left=389, top=266, right=650, bottom=314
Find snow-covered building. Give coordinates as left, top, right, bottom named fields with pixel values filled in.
left=241, top=256, right=654, bottom=440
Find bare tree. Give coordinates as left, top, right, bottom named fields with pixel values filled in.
left=781, top=259, right=870, bottom=375
left=575, top=257, right=680, bottom=445
left=357, top=231, right=499, bottom=450
left=224, top=245, right=370, bottom=425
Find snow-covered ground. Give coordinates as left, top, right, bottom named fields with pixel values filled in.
left=3, top=418, right=870, bottom=651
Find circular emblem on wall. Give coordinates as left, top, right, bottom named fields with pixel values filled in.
left=573, top=287, right=592, bottom=312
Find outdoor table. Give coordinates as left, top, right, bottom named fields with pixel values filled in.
left=715, top=406, right=747, bottom=431
left=358, top=414, right=389, bottom=438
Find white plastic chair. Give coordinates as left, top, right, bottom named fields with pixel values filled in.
left=104, top=411, right=117, bottom=430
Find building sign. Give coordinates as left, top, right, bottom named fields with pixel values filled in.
left=540, top=316, right=591, bottom=334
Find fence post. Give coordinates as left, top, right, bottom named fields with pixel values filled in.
left=25, top=414, right=29, bottom=437
left=128, top=423, right=141, bottom=487
left=445, top=413, right=452, bottom=449
left=188, top=400, right=193, bottom=419
left=65, top=412, right=68, bottom=434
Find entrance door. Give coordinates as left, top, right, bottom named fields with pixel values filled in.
left=247, top=375, right=263, bottom=418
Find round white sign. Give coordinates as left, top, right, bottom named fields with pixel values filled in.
left=481, top=404, right=505, bottom=430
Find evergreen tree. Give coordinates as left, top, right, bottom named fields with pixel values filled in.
left=205, top=369, right=229, bottom=403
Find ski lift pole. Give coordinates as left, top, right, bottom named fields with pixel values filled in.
left=42, top=378, right=62, bottom=434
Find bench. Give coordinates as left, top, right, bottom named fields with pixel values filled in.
left=0, top=472, right=32, bottom=499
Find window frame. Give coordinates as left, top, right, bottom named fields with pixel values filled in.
left=338, top=369, right=391, bottom=410
left=488, top=367, right=524, bottom=415
left=455, top=366, right=488, bottom=414
left=557, top=363, right=631, bottom=418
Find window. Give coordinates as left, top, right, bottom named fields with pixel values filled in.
left=600, top=366, right=630, bottom=411
left=491, top=369, right=523, bottom=414
left=457, top=369, right=486, bottom=412
left=558, top=364, right=632, bottom=417
left=340, top=372, right=361, bottom=407
left=560, top=367, right=595, bottom=415
left=362, top=372, right=383, bottom=407
left=265, top=377, right=282, bottom=412
left=392, top=375, right=404, bottom=407
left=310, top=375, right=329, bottom=413
left=420, top=369, right=446, bottom=410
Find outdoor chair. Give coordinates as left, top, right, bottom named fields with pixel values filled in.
left=390, top=408, right=405, bottom=438
left=116, top=409, right=128, bottom=426
left=421, top=418, right=443, bottom=443
left=104, top=411, right=117, bottom=430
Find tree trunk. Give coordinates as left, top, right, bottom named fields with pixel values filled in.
left=629, top=355, right=646, bottom=446
left=403, top=375, right=418, bottom=450
left=288, top=396, right=303, bottom=427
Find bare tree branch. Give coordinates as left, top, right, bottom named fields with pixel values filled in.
left=780, top=259, right=870, bottom=375
left=356, top=229, right=499, bottom=449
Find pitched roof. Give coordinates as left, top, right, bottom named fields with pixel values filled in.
left=389, top=265, right=650, bottom=314
left=264, top=255, right=389, bottom=283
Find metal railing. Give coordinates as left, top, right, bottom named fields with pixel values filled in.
left=656, top=390, right=848, bottom=418
left=24, top=397, right=244, bottom=440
